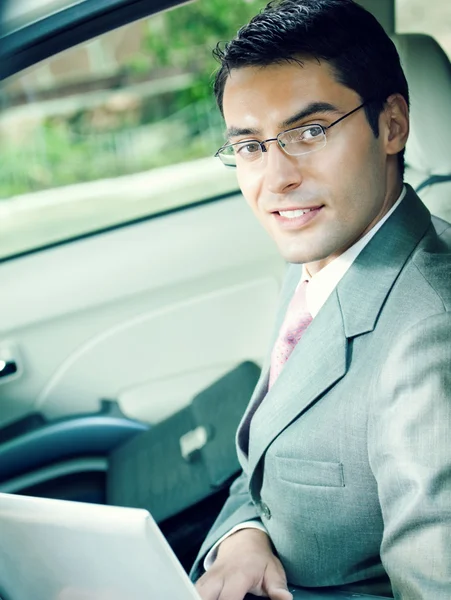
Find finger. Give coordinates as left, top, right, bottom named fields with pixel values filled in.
left=262, top=562, right=293, bottom=600
left=195, top=573, right=224, bottom=600
left=267, top=589, right=293, bottom=600
left=217, top=571, right=254, bottom=600
left=195, top=570, right=250, bottom=600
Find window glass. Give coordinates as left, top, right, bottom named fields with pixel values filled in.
left=0, top=0, right=267, bottom=259
left=397, top=0, right=451, bottom=58
left=3, top=0, right=86, bottom=34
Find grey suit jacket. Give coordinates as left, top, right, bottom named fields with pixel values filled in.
left=192, top=186, right=451, bottom=599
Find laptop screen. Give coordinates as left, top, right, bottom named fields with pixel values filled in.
left=0, top=492, right=200, bottom=600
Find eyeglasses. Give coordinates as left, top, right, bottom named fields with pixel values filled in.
left=215, top=100, right=371, bottom=168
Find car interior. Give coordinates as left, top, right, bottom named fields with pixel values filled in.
left=394, top=32, right=451, bottom=220
left=0, top=0, right=450, bottom=575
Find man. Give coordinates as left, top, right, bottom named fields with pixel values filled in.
left=192, top=1, right=451, bottom=598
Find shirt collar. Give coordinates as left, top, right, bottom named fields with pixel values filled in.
left=301, top=186, right=407, bottom=318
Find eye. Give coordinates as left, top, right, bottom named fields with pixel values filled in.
left=301, top=125, right=324, bottom=141
left=236, top=141, right=261, bottom=156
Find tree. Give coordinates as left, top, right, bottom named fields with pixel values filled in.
left=142, top=0, right=268, bottom=105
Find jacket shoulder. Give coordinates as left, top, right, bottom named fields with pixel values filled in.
left=410, top=218, right=451, bottom=310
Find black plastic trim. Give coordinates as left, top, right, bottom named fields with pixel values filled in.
left=0, top=0, right=191, bottom=80
left=0, top=361, right=17, bottom=378
left=416, top=174, right=451, bottom=194
left=0, top=187, right=242, bottom=264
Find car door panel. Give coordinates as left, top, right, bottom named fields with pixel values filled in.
left=0, top=194, right=285, bottom=427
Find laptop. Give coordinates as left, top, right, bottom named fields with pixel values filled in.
left=0, top=493, right=388, bottom=600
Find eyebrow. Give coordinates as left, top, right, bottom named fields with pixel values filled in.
left=225, top=101, right=340, bottom=139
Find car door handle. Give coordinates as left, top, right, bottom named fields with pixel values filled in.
left=0, top=360, right=18, bottom=378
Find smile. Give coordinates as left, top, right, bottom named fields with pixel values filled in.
left=273, top=206, right=324, bottom=229
left=278, top=208, right=317, bottom=219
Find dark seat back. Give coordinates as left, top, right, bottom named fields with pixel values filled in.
left=107, top=361, right=260, bottom=521
left=106, top=361, right=260, bottom=569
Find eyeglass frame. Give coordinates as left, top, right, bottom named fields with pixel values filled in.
left=215, top=99, right=373, bottom=167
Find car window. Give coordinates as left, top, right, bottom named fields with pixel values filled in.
left=2, top=0, right=86, bottom=34
left=397, top=0, right=451, bottom=58
left=2, top=0, right=449, bottom=261
left=0, top=0, right=267, bottom=260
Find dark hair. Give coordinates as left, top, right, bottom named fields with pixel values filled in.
left=213, top=0, right=409, bottom=177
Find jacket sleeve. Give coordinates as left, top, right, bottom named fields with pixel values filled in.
left=369, top=312, right=451, bottom=599
left=189, top=470, right=262, bottom=581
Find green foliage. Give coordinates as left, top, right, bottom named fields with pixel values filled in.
left=0, top=100, right=224, bottom=198
left=0, top=0, right=268, bottom=198
left=143, top=0, right=268, bottom=106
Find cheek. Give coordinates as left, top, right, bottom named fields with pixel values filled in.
left=325, top=143, right=366, bottom=181
left=237, top=169, right=263, bottom=212
left=326, top=122, right=376, bottom=168
left=316, top=134, right=379, bottom=199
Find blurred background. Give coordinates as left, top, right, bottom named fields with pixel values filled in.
left=0, top=0, right=450, bottom=257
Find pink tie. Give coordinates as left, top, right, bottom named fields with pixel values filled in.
left=269, top=280, right=313, bottom=388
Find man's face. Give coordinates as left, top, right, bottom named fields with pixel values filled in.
left=222, top=60, right=400, bottom=272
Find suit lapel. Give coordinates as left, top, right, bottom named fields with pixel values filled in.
left=338, top=185, right=431, bottom=337
left=244, top=186, right=431, bottom=492
left=236, top=265, right=302, bottom=464
left=247, top=289, right=347, bottom=490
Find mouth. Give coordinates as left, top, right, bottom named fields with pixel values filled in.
left=272, top=205, right=324, bottom=229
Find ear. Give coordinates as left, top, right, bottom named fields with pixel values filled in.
left=382, top=93, right=410, bottom=156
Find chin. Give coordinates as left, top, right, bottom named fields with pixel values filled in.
left=278, top=242, right=332, bottom=266
left=278, top=247, right=311, bottom=265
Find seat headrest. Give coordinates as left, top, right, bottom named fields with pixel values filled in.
left=392, top=34, right=451, bottom=176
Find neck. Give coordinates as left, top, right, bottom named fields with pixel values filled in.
left=306, top=180, right=404, bottom=277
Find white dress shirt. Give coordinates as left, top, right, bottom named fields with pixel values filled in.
left=204, top=186, right=406, bottom=570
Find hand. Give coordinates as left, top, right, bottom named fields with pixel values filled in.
left=195, top=528, right=293, bottom=600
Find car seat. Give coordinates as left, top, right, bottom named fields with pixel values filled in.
left=392, top=33, right=451, bottom=222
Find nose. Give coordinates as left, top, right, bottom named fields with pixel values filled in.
left=263, top=141, right=303, bottom=195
